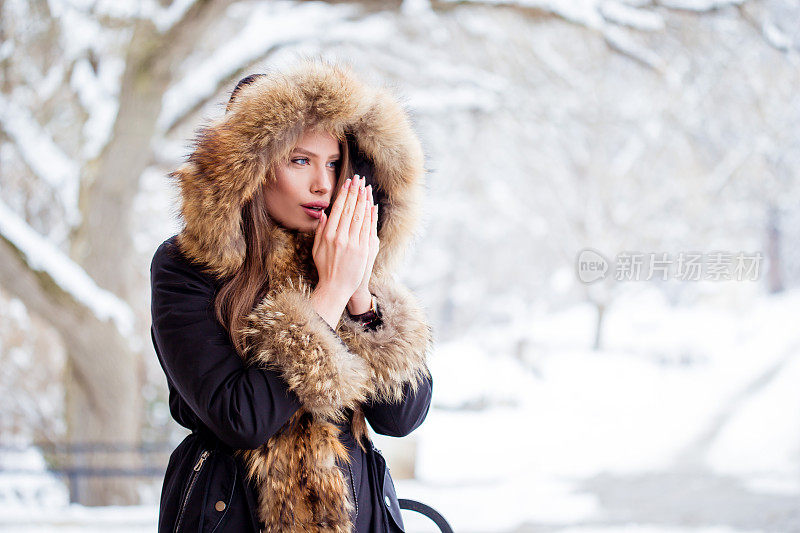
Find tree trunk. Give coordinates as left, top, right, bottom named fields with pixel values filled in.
left=64, top=1, right=234, bottom=505
left=63, top=333, right=142, bottom=505
left=593, top=301, right=605, bottom=351
left=0, top=236, right=141, bottom=504
left=63, top=19, right=170, bottom=506
left=1, top=0, right=249, bottom=505
left=766, top=205, right=783, bottom=294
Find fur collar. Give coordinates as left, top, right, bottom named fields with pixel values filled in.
left=168, top=58, right=432, bottom=532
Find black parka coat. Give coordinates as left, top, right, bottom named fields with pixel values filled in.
left=150, top=59, right=435, bottom=533
left=150, top=236, right=433, bottom=532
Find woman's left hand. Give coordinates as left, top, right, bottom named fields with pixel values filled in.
left=348, top=185, right=379, bottom=314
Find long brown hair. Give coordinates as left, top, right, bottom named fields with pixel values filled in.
left=214, top=128, right=352, bottom=357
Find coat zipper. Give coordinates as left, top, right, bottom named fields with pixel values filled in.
left=174, top=449, right=210, bottom=533
left=347, top=461, right=358, bottom=518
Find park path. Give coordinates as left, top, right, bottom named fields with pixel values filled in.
left=512, top=342, right=800, bottom=533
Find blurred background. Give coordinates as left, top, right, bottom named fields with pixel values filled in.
left=1, top=0, right=799, bottom=531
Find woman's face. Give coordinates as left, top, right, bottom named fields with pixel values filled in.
left=264, top=129, right=340, bottom=233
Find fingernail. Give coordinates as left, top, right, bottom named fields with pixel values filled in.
left=344, top=179, right=351, bottom=188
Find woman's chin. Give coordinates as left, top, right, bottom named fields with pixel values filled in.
left=271, top=216, right=313, bottom=233
left=294, top=220, right=318, bottom=234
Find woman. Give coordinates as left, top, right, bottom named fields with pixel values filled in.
left=150, top=58, right=433, bottom=533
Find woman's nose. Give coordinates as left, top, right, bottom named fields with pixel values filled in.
left=311, top=165, right=333, bottom=193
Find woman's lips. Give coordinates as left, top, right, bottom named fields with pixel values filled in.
left=302, top=206, right=323, bottom=219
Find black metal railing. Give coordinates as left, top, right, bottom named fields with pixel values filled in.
left=0, top=441, right=174, bottom=503
left=1, top=442, right=454, bottom=532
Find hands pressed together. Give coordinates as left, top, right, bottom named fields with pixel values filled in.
left=310, top=174, right=379, bottom=328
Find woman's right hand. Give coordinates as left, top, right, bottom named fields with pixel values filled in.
left=310, top=175, right=374, bottom=326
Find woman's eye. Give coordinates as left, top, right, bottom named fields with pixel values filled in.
left=290, top=158, right=338, bottom=169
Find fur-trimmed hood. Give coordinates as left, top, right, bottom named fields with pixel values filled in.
left=170, top=58, right=426, bottom=281
left=165, top=58, right=433, bottom=533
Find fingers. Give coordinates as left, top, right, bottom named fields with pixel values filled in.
left=359, top=185, right=372, bottom=246
left=350, top=179, right=368, bottom=242
left=365, top=185, right=377, bottom=249
left=312, top=209, right=326, bottom=256
left=325, top=177, right=350, bottom=238
left=371, top=204, right=378, bottom=255
left=335, top=174, right=362, bottom=239
left=369, top=186, right=378, bottom=243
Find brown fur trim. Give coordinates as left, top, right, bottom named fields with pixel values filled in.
left=337, top=274, right=433, bottom=404
left=236, top=410, right=354, bottom=532
left=350, top=405, right=369, bottom=454
left=240, top=279, right=371, bottom=423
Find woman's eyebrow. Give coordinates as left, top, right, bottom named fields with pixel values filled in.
left=292, top=148, right=339, bottom=159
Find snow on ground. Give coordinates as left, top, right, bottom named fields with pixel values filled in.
left=1, top=505, right=156, bottom=533
left=0, top=447, right=68, bottom=508
left=400, top=284, right=800, bottom=531
left=2, top=284, right=798, bottom=531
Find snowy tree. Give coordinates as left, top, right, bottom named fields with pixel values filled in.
left=1, top=0, right=798, bottom=508
left=0, top=0, right=244, bottom=505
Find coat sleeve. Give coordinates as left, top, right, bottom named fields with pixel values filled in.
left=238, top=279, right=372, bottom=423
left=336, top=274, right=434, bottom=437
left=150, top=241, right=302, bottom=450
left=363, top=372, right=433, bottom=437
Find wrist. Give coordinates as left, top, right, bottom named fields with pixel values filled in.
left=310, top=282, right=350, bottom=328
left=346, top=293, right=381, bottom=330
left=314, top=281, right=352, bottom=305
left=347, top=289, right=373, bottom=315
